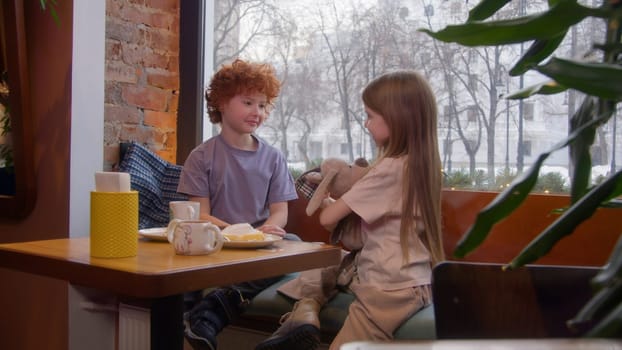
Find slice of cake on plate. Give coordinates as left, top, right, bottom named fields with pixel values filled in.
left=222, top=223, right=266, bottom=241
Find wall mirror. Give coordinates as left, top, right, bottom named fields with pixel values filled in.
left=0, top=0, right=36, bottom=219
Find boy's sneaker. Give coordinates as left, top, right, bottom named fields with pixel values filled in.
left=183, top=287, right=249, bottom=350
left=184, top=311, right=217, bottom=350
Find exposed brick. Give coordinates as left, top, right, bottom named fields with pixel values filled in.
left=167, top=55, right=179, bottom=73
left=120, top=125, right=154, bottom=144
left=104, top=144, right=120, bottom=170
left=121, top=5, right=177, bottom=30
left=146, top=68, right=179, bottom=89
left=144, top=110, right=176, bottom=129
left=106, top=39, right=122, bottom=60
left=106, top=61, right=139, bottom=84
left=148, top=27, right=179, bottom=52
left=103, top=121, right=120, bottom=142
left=106, top=17, right=139, bottom=44
left=105, top=0, right=180, bottom=161
left=106, top=104, right=142, bottom=124
left=155, top=149, right=175, bottom=164
left=169, top=90, right=179, bottom=111
left=144, top=0, right=179, bottom=12
left=122, top=85, right=169, bottom=111
left=104, top=81, right=123, bottom=104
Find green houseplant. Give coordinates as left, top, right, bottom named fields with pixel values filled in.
left=0, top=70, right=15, bottom=196
left=421, top=0, right=622, bottom=337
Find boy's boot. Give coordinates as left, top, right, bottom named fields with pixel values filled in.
left=184, top=287, right=249, bottom=350
left=255, top=297, right=321, bottom=350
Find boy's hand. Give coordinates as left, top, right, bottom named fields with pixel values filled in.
left=257, top=224, right=286, bottom=237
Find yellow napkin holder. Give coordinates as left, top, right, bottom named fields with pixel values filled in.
left=90, top=191, right=138, bottom=258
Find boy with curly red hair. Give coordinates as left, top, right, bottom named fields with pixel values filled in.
left=178, top=59, right=298, bottom=350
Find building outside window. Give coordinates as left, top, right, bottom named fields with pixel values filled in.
left=209, top=0, right=619, bottom=192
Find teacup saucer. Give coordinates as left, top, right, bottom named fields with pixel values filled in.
left=138, top=227, right=168, bottom=241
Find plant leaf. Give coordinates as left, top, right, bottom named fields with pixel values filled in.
left=510, top=33, right=566, bottom=75
left=536, top=58, right=622, bottom=100
left=467, top=0, right=511, bottom=22
left=567, top=278, right=622, bottom=330
left=419, top=1, right=595, bottom=46
left=505, top=80, right=567, bottom=99
left=507, top=169, right=622, bottom=268
left=584, top=297, right=622, bottom=337
left=591, top=234, right=622, bottom=288
left=454, top=115, right=609, bottom=258
left=569, top=97, right=599, bottom=202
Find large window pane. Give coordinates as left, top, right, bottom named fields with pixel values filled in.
left=211, top=0, right=621, bottom=193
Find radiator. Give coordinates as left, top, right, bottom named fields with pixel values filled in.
left=118, top=303, right=151, bottom=350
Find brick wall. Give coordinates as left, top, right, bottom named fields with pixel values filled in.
left=104, top=0, right=180, bottom=170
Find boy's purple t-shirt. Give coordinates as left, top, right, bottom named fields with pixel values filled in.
left=177, top=134, right=297, bottom=226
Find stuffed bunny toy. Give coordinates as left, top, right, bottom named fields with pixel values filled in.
left=301, top=157, right=369, bottom=250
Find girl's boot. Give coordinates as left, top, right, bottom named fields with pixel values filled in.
left=255, top=297, right=321, bottom=350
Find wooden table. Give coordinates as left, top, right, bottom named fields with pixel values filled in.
left=340, top=339, right=622, bottom=350
left=0, top=237, right=342, bottom=350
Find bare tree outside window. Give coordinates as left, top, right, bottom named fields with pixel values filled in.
left=211, top=0, right=620, bottom=192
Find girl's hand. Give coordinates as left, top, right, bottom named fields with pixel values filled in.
left=257, top=224, right=286, bottom=237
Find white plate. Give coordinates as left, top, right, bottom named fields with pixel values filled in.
left=223, top=233, right=282, bottom=248
left=138, top=227, right=168, bottom=241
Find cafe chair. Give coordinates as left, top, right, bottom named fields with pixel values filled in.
left=118, top=142, right=187, bottom=229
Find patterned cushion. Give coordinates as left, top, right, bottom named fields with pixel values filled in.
left=118, top=142, right=187, bottom=229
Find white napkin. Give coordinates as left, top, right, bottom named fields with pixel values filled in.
left=95, top=171, right=131, bottom=192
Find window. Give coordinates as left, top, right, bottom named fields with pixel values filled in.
left=443, top=139, right=452, bottom=153
left=468, top=74, right=478, bottom=91
left=467, top=105, right=477, bottom=122
left=443, top=105, right=452, bottom=121
left=523, top=102, right=534, bottom=121
left=522, top=140, right=532, bottom=157
left=340, top=143, right=348, bottom=155
left=465, top=139, right=477, bottom=152
left=204, top=0, right=617, bottom=194
left=310, top=141, right=322, bottom=161
left=450, top=1, right=462, bottom=15
left=424, top=4, right=434, bottom=16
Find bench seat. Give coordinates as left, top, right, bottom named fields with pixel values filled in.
left=237, top=273, right=436, bottom=343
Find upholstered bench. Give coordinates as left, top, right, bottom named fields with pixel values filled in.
left=239, top=274, right=436, bottom=342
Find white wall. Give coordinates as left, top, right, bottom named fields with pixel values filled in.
left=69, top=1, right=114, bottom=350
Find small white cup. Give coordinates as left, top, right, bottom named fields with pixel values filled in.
left=167, top=219, right=224, bottom=255
left=169, top=201, right=200, bottom=220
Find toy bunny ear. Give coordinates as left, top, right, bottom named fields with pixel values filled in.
left=305, top=168, right=338, bottom=216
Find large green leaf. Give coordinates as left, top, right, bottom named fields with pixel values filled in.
left=419, top=1, right=596, bottom=46
left=505, top=80, right=567, bottom=99
left=510, top=33, right=566, bottom=75
left=591, top=234, right=622, bottom=288
left=536, top=58, right=622, bottom=100
left=584, top=298, right=622, bottom=337
left=453, top=154, right=542, bottom=258
left=507, top=169, right=622, bottom=269
left=567, top=278, right=622, bottom=331
left=454, top=116, right=609, bottom=258
left=569, top=97, right=598, bottom=202
left=467, top=0, right=511, bottom=22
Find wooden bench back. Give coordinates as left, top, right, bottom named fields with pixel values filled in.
left=286, top=189, right=619, bottom=267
